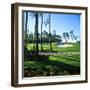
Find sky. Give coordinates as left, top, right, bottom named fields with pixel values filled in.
left=23, top=11, right=80, bottom=39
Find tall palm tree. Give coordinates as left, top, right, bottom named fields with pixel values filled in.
left=66, top=32, right=69, bottom=43
left=25, top=12, right=28, bottom=44
left=29, top=12, right=36, bottom=50
left=44, top=14, right=52, bottom=51
left=63, top=32, right=69, bottom=43
left=49, top=14, right=52, bottom=52
left=40, top=13, right=43, bottom=51
left=35, top=12, right=39, bottom=56
left=29, top=12, right=44, bottom=51
left=69, top=30, right=74, bottom=40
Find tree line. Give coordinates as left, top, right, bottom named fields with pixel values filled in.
left=24, top=11, right=79, bottom=53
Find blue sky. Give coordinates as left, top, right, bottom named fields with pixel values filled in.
left=23, top=11, right=80, bottom=38
left=51, top=13, right=80, bottom=37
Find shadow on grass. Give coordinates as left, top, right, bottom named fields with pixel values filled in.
left=24, top=49, right=80, bottom=77
left=38, top=55, right=80, bottom=74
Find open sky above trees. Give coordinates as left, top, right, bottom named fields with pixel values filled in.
left=23, top=11, right=80, bottom=41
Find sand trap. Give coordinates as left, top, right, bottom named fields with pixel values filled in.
left=57, top=44, right=73, bottom=48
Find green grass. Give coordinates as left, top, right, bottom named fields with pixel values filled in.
left=27, top=43, right=80, bottom=52
left=24, top=43, right=80, bottom=77
left=49, top=54, right=80, bottom=67
left=24, top=54, right=80, bottom=77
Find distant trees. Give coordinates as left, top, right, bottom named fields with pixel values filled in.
left=62, top=30, right=79, bottom=43
left=52, top=30, right=62, bottom=43
left=25, top=30, right=61, bottom=44
left=63, top=32, right=69, bottom=43
left=69, top=30, right=74, bottom=40
left=27, top=30, right=78, bottom=45
left=69, top=30, right=78, bottom=41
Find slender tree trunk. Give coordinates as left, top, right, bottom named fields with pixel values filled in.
left=49, top=14, right=52, bottom=52
left=40, top=14, right=43, bottom=51
left=35, top=13, right=39, bottom=57
left=33, top=31, right=35, bottom=50
left=25, top=12, right=28, bottom=44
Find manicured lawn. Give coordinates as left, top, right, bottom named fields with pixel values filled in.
left=27, top=43, right=80, bottom=52
left=24, top=43, right=80, bottom=77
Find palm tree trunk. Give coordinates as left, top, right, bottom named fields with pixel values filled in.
left=25, top=12, right=28, bottom=44
left=35, top=12, right=39, bottom=57
left=49, top=14, right=52, bottom=52
left=33, top=31, right=35, bottom=50
left=40, top=14, right=43, bottom=51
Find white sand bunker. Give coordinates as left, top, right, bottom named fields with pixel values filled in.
left=57, top=44, right=73, bottom=48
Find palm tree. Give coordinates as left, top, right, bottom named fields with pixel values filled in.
left=29, top=12, right=36, bottom=50
left=74, top=36, right=78, bottom=41
left=44, top=14, right=52, bottom=51
left=69, top=30, right=74, bottom=40
left=40, top=13, right=43, bottom=51
left=63, top=32, right=69, bottom=43
left=49, top=14, right=52, bottom=52
left=35, top=12, right=39, bottom=56
left=25, top=12, right=28, bottom=44
left=66, top=32, right=69, bottom=43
